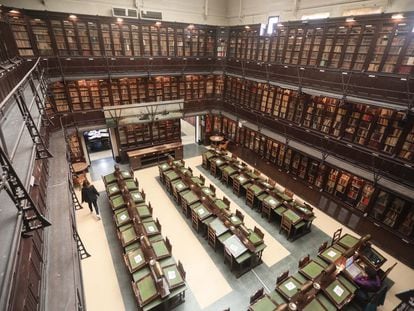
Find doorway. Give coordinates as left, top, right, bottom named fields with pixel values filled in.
left=83, top=128, right=112, bottom=162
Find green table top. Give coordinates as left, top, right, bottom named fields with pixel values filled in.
left=214, top=199, right=229, bottom=210
left=214, top=158, right=226, bottom=166
left=115, top=208, right=130, bottom=226
left=320, top=246, right=343, bottom=263
left=316, top=293, right=337, bottom=311
left=136, top=274, right=158, bottom=306
left=104, top=173, right=116, bottom=184
left=201, top=187, right=214, bottom=196
left=191, top=176, right=203, bottom=185
left=325, top=279, right=351, bottom=305
left=152, top=240, right=170, bottom=259
left=111, top=195, right=125, bottom=209
left=338, top=234, right=359, bottom=249
left=193, top=204, right=212, bottom=220
left=274, top=205, right=287, bottom=216
left=263, top=195, right=281, bottom=208
left=125, top=242, right=140, bottom=253
left=133, top=266, right=150, bottom=282
left=163, top=265, right=185, bottom=288
left=300, top=260, right=324, bottom=280
left=165, top=171, right=179, bottom=181
left=158, top=162, right=171, bottom=172
left=107, top=183, right=120, bottom=196
left=125, top=180, right=138, bottom=190
left=136, top=204, right=151, bottom=219
left=126, top=248, right=145, bottom=271
left=204, top=151, right=216, bottom=159
left=173, top=180, right=188, bottom=192
left=209, top=218, right=229, bottom=236
left=268, top=290, right=287, bottom=306
left=235, top=174, right=249, bottom=184
left=130, top=191, right=144, bottom=203
left=246, top=171, right=259, bottom=179
left=218, top=231, right=233, bottom=243
left=121, top=171, right=132, bottom=179
left=248, top=230, right=263, bottom=246
left=249, top=184, right=264, bottom=195
left=229, top=215, right=242, bottom=226
left=120, top=224, right=137, bottom=245
left=222, top=166, right=237, bottom=175
left=173, top=160, right=184, bottom=167
left=250, top=295, right=278, bottom=311
left=182, top=191, right=199, bottom=205
left=274, top=191, right=293, bottom=202
left=143, top=221, right=160, bottom=235
left=277, top=276, right=301, bottom=299
left=283, top=209, right=301, bottom=224
left=303, top=298, right=326, bottom=311
left=338, top=275, right=357, bottom=294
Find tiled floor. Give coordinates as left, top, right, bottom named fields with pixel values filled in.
left=75, top=122, right=414, bottom=311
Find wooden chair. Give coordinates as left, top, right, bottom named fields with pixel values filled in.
left=209, top=184, right=216, bottom=194
left=172, top=184, right=180, bottom=203
left=253, top=169, right=261, bottom=177
left=379, top=262, right=397, bottom=282
left=318, top=241, right=328, bottom=253
left=276, top=270, right=289, bottom=285
left=223, top=196, right=231, bottom=208
left=202, top=154, right=209, bottom=168
left=298, top=254, right=310, bottom=269
left=148, top=202, right=153, bottom=215
left=140, top=189, right=146, bottom=201
left=191, top=210, right=200, bottom=232
left=210, top=159, right=218, bottom=177
left=254, top=226, right=264, bottom=240
left=233, top=178, right=241, bottom=196
left=279, top=213, right=293, bottom=240
left=200, top=175, right=205, bottom=185
left=224, top=246, right=233, bottom=270
left=165, top=236, right=172, bottom=253
left=188, top=167, right=193, bottom=174
left=135, top=178, right=140, bottom=189
left=246, top=187, right=255, bottom=208
left=331, top=228, right=342, bottom=245
left=177, top=260, right=186, bottom=280
left=261, top=200, right=272, bottom=221
left=181, top=196, right=191, bottom=218
left=222, top=171, right=230, bottom=186
left=207, top=226, right=217, bottom=251
left=159, top=167, right=166, bottom=183
left=155, top=218, right=162, bottom=232
left=236, top=209, right=245, bottom=223
left=249, top=287, right=264, bottom=304
left=219, top=140, right=229, bottom=151
left=268, top=179, right=276, bottom=187
left=231, top=153, right=237, bottom=160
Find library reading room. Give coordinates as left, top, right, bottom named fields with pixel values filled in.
left=0, top=0, right=414, bottom=310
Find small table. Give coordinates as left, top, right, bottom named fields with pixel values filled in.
left=277, top=275, right=302, bottom=300
left=223, top=234, right=248, bottom=258
left=210, top=135, right=224, bottom=149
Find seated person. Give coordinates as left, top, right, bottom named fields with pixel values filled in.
left=354, top=265, right=382, bottom=302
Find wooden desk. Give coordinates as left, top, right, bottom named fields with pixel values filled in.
left=127, top=142, right=183, bottom=170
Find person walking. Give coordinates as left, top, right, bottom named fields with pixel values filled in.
left=81, top=179, right=101, bottom=220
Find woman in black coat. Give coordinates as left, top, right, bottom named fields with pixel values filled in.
left=81, top=179, right=101, bottom=219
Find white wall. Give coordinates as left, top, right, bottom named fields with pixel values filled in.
left=1, top=0, right=227, bottom=25
left=225, top=0, right=414, bottom=25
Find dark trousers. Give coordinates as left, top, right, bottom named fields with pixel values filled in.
left=87, top=200, right=99, bottom=215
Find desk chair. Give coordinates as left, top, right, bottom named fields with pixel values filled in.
left=236, top=209, right=245, bottom=223
left=250, top=288, right=264, bottom=304
left=191, top=210, right=200, bottom=232
left=172, top=185, right=180, bottom=203
left=159, top=167, right=166, bottom=183
left=279, top=213, right=293, bottom=240
left=331, top=228, right=343, bottom=245
left=318, top=241, right=328, bottom=253
left=200, top=175, right=205, bottom=185
left=261, top=200, right=272, bottom=221
left=224, top=246, right=233, bottom=271
left=223, top=196, right=231, bottom=208
left=276, top=270, right=289, bottom=285
left=233, top=178, right=241, bottom=196
left=284, top=188, right=294, bottom=199
left=298, top=254, right=310, bottom=269
left=140, top=189, right=146, bottom=201
left=207, top=226, right=217, bottom=251
left=202, top=154, right=209, bottom=168
left=268, top=178, right=276, bottom=187
left=210, top=159, right=218, bottom=177
left=253, top=169, right=261, bottom=177
left=246, top=187, right=255, bottom=208
left=222, top=171, right=230, bottom=186
left=210, top=184, right=216, bottom=195
left=231, top=153, right=237, bottom=160
left=379, top=262, right=397, bottom=282
left=165, top=237, right=172, bottom=253
left=254, top=226, right=264, bottom=240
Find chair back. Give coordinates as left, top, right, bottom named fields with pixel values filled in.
left=235, top=209, right=245, bottom=222
left=284, top=188, right=294, bottom=198
left=369, top=284, right=388, bottom=307
left=318, top=241, right=328, bottom=253
left=276, top=270, right=289, bottom=285
left=254, top=226, right=264, bottom=240
left=298, top=254, right=310, bottom=269
left=165, top=237, right=172, bottom=253
left=249, top=287, right=264, bottom=304
left=188, top=167, right=193, bottom=174
left=253, top=169, right=261, bottom=176
left=231, top=153, right=237, bottom=160
left=200, top=175, right=205, bottom=185
left=155, top=218, right=162, bottom=231
left=223, top=196, right=230, bottom=207
left=177, top=260, right=186, bottom=280
left=268, top=179, right=276, bottom=187
left=148, top=202, right=153, bottom=214
left=141, top=188, right=146, bottom=201
left=210, top=184, right=216, bottom=193
left=331, top=228, right=342, bottom=245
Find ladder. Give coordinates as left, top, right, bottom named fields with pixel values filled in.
left=0, top=146, right=51, bottom=233
left=68, top=175, right=83, bottom=210
left=71, top=214, right=91, bottom=259
left=28, top=77, right=53, bottom=127
left=14, top=88, right=53, bottom=160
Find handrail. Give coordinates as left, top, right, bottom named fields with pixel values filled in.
left=0, top=58, right=40, bottom=111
